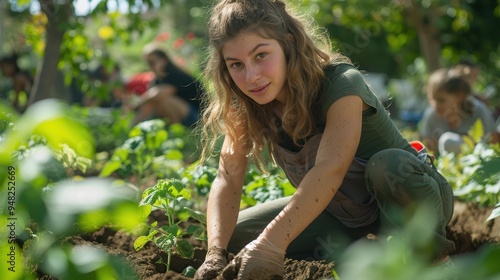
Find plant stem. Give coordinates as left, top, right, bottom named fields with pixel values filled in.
left=164, top=198, right=174, bottom=273
left=167, top=249, right=172, bottom=272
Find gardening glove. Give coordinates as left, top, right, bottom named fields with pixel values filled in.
left=194, top=246, right=228, bottom=280
left=219, top=235, right=285, bottom=280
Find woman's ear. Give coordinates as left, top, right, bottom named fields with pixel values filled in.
left=286, top=33, right=294, bottom=42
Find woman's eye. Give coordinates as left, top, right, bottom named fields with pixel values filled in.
left=256, top=53, right=267, bottom=59
left=229, top=62, right=241, bottom=69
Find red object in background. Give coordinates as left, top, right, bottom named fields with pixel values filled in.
left=173, top=38, right=185, bottom=49
left=125, top=72, right=154, bottom=95
left=155, top=32, right=171, bottom=42
left=409, top=140, right=426, bottom=153
left=186, top=32, right=196, bottom=41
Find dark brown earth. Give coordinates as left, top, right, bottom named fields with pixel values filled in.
left=41, top=200, right=500, bottom=280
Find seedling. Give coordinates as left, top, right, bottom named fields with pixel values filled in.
left=134, top=178, right=206, bottom=272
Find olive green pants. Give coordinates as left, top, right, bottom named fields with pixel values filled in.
left=227, top=148, right=455, bottom=261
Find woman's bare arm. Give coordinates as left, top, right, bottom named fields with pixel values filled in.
left=207, top=126, right=250, bottom=249
left=262, top=95, right=364, bottom=250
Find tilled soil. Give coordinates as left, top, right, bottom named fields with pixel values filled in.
left=49, top=201, right=500, bottom=280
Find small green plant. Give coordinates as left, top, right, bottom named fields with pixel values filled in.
left=134, top=178, right=207, bottom=272
left=14, top=135, right=92, bottom=178
left=181, top=162, right=218, bottom=197
left=0, top=100, right=142, bottom=279
left=241, top=167, right=296, bottom=208
left=436, top=120, right=500, bottom=220
left=100, top=119, right=185, bottom=187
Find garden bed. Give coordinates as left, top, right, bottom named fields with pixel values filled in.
left=46, top=200, right=500, bottom=280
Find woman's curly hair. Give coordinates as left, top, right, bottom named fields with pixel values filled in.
left=200, top=0, right=349, bottom=168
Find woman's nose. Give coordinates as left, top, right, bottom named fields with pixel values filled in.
left=246, top=65, right=261, bottom=83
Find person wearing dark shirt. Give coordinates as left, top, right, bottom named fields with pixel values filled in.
left=128, top=44, right=202, bottom=128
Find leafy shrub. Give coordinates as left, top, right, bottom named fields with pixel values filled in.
left=241, top=167, right=295, bottom=208
left=72, top=106, right=132, bottom=153
left=438, top=143, right=500, bottom=207
left=338, top=206, right=500, bottom=280
left=100, top=119, right=186, bottom=187
left=0, top=100, right=144, bottom=279
left=435, top=120, right=500, bottom=220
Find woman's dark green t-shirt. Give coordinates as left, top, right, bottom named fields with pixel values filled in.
left=318, top=63, right=416, bottom=159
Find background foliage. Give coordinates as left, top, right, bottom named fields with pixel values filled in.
left=1, top=0, right=499, bottom=106
left=0, top=1, right=499, bottom=278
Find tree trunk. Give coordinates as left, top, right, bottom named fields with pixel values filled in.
left=0, top=1, right=6, bottom=49
left=28, top=0, right=72, bottom=106
left=402, top=0, right=442, bottom=72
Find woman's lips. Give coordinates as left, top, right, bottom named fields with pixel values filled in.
left=249, top=83, right=270, bottom=95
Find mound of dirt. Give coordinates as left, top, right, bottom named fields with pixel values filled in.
left=447, top=201, right=500, bottom=254
left=45, top=200, right=500, bottom=280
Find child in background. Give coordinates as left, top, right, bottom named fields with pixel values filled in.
left=419, top=68, right=498, bottom=156
left=452, top=60, right=500, bottom=143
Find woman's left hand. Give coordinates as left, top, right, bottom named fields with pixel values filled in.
left=219, top=235, right=285, bottom=280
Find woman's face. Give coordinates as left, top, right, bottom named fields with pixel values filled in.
left=145, top=53, right=168, bottom=77
left=428, top=90, right=466, bottom=117
left=222, top=31, right=287, bottom=105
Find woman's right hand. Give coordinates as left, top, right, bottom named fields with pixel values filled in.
left=194, top=246, right=228, bottom=280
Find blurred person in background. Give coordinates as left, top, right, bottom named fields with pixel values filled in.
left=419, top=67, right=498, bottom=156
left=452, top=59, right=499, bottom=119
left=126, top=43, right=202, bottom=128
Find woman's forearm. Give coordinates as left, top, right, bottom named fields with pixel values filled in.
left=207, top=176, right=244, bottom=249
left=207, top=132, right=250, bottom=249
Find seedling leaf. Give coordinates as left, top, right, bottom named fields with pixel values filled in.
left=176, top=239, right=194, bottom=259
left=134, top=236, right=150, bottom=251
left=156, top=235, right=175, bottom=251
left=139, top=189, right=160, bottom=206
left=154, top=130, right=168, bottom=148
left=187, top=225, right=206, bottom=241
left=486, top=206, right=500, bottom=221
left=186, top=224, right=201, bottom=235
left=182, top=266, right=196, bottom=277
left=165, top=179, right=187, bottom=198
left=183, top=207, right=206, bottom=225
left=100, top=161, right=121, bottom=177
left=139, top=204, right=152, bottom=219
left=162, top=225, right=181, bottom=237
left=165, top=149, right=184, bottom=160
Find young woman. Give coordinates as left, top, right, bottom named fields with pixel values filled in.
left=195, top=1, right=455, bottom=279
left=127, top=44, right=202, bottom=128
left=419, top=67, right=498, bottom=156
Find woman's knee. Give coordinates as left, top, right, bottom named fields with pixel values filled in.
left=365, top=149, right=415, bottom=191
